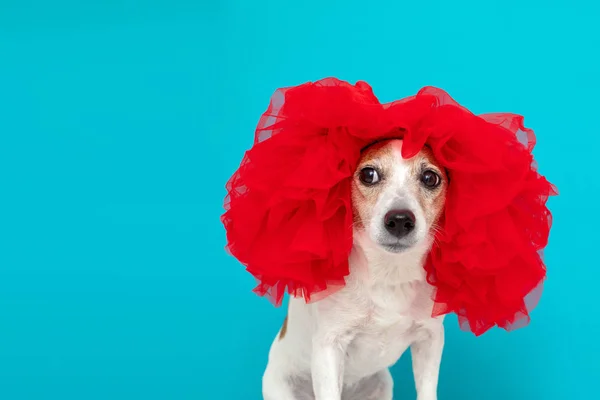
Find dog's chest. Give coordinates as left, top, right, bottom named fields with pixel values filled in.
left=343, top=283, right=435, bottom=379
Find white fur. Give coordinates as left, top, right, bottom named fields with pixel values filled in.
left=262, top=145, right=444, bottom=400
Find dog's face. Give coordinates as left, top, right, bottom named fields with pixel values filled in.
left=351, top=139, right=447, bottom=254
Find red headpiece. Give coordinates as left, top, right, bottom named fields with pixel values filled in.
left=222, top=78, right=557, bottom=336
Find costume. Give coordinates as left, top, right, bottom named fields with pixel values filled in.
left=222, top=78, right=557, bottom=336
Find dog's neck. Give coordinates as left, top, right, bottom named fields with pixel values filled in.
left=348, top=232, right=436, bottom=320
left=351, top=230, right=430, bottom=286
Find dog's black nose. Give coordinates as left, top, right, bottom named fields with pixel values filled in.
left=384, top=210, right=416, bottom=238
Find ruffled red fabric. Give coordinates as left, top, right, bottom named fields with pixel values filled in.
left=222, top=78, right=557, bottom=336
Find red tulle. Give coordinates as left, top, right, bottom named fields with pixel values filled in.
left=222, top=78, right=557, bottom=336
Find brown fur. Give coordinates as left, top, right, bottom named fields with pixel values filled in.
left=279, top=315, right=288, bottom=340
left=352, top=140, right=446, bottom=231
left=410, top=145, right=447, bottom=227
left=352, top=141, right=395, bottom=229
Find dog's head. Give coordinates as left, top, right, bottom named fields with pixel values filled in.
left=351, top=139, right=447, bottom=261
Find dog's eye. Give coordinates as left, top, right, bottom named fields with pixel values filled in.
left=421, top=170, right=441, bottom=188
left=359, top=167, right=380, bottom=185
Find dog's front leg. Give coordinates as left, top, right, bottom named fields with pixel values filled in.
left=311, top=336, right=346, bottom=400
left=410, top=322, right=444, bottom=400
left=311, top=303, right=357, bottom=400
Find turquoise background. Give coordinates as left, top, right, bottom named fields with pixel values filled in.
left=0, top=0, right=598, bottom=399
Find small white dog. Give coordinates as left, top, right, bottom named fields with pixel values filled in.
left=262, top=139, right=448, bottom=400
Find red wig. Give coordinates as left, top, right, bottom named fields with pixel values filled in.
left=222, top=78, right=557, bottom=336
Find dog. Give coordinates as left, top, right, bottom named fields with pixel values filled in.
left=262, top=139, right=448, bottom=400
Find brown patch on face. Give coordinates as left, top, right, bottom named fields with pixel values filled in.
left=351, top=141, right=398, bottom=230
left=408, top=146, right=447, bottom=227
left=352, top=140, right=447, bottom=234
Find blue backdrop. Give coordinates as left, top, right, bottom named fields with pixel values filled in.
left=0, top=1, right=598, bottom=399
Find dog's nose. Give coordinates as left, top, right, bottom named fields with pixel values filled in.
left=384, top=210, right=416, bottom=238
